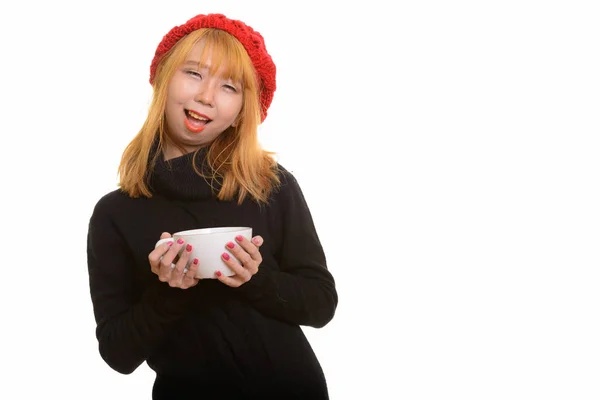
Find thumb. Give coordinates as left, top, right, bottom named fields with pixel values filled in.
left=251, top=235, right=264, bottom=247
left=160, top=232, right=172, bottom=239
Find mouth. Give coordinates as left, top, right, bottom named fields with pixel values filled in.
left=184, top=109, right=212, bottom=133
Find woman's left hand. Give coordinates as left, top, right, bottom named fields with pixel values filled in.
left=216, top=235, right=264, bottom=287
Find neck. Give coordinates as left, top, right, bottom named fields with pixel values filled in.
left=163, top=139, right=205, bottom=161
left=163, top=145, right=185, bottom=161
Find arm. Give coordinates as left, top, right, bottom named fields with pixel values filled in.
left=87, top=195, right=193, bottom=374
left=234, top=170, right=338, bottom=328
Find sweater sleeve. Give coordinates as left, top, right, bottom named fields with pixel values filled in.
left=234, top=169, right=338, bottom=328
left=87, top=194, right=194, bottom=374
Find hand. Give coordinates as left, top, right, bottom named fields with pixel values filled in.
left=216, top=235, right=264, bottom=288
left=148, top=232, right=200, bottom=289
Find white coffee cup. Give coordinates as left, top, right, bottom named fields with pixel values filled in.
left=155, top=227, right=252, bottom=279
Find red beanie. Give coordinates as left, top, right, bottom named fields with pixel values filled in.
left=149, top=13, right=276, bottom=122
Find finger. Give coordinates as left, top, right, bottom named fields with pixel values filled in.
left=251, top=235, right=264, bottom=247
left=232, top=241, right=259, bottom=275
left=160, top=238, right=184, bottom=269
left=226, top=241, right=254, bottom=267
left=215, top=269, right=243, bottom=288
left=149, top=241, right=173, bottom=264
left=181, top=258, right=200, bottom=289
left=221, top=251, right=252, bottom=282
left=149, top=241, right=174, bottom=275
left=160, top=232, right=172, bottom=239
left=235, top=235, right=263, bottom=263
left=170, top=244, right=192, bottom=287
left=159, top=238, right=185, bottom=281
left=226, top=240, right=259, bottom=276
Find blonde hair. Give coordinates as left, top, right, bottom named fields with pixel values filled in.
left=118, top=28, right=280, bottom=204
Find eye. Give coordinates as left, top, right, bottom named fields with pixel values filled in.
left=223, top=84, right=238, bottom=92
left=186, top=70, right=202, bottom=78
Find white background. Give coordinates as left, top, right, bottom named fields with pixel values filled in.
left=1, top=0, right=599, bottom=399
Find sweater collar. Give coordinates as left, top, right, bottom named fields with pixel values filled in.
left=150, top=147, right=221, bottom=201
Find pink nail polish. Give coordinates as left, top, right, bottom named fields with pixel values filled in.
left=193, top=258, right=199, bottom=265
left=222, top=252, right=230, bottom=260
left=226, top=242, right=235, bottom=249
left=177, top=239, right=184, bottom=244
left=236, top=235, right=243, bottom=242
left=186, top=244, right=192, bottom=252
left=168, top=242, right=173, bottom=246
left=216, top=271, right=222, bottom=277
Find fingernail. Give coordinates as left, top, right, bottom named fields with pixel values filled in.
left=193, top=258, right=199, bottom=265
left=177, top=239, right=184, bottom=244
left=226, top=242, right=235, bottom=249
left=168, top=242, right=173, bottom=246
left=186, top=244, right=192, bottom=252
left=222, top=252, right=230, bottom=260
left=216, top=271, right=222, bottom=277
left=252, top=237, right=260, bottom=245
left=236, top=235, right=243, bottom=242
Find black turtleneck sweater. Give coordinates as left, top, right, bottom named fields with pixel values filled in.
left=86, top=150, right=337, bottom=399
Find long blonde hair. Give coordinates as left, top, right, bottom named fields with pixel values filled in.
left=118, top=28, right=280, bottom=204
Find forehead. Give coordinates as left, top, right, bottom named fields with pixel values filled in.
left=183, top=42, right=218, bottom=68
left=185, top=41, right=211, bottom=61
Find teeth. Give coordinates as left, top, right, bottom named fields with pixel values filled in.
left=188, top=110, right=208, bottom=121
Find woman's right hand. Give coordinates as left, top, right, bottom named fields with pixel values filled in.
left=148, top=232, right=200, bottom=289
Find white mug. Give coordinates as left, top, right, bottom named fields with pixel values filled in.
left=155, top=227, right=252, bottom=279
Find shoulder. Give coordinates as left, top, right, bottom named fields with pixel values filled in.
left=274, top=163, right=302, bottom=194
left=94, top=188, right=131, bottom=209
left=269, top=163, right=311, bottom=208
left=90, top=189, right=134, bottom=223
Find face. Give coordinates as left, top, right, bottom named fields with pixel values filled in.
left=163, top=41, right=243, bottom=159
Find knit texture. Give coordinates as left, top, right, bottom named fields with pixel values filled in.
left=150, top=13, right=276, bottom=122
left=87, top=150, right=337, bottom=397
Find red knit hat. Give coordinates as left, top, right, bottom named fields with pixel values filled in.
left=149, top=13, right=276, bottom=122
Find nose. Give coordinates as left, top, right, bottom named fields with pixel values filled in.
left=194, top=82, right=215, bottom=106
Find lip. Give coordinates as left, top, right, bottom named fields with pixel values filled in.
left=184, top=109, right=211, bottom=133
left=186, top=109, right=211, bottom=121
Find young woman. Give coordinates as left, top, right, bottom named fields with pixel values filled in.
left=87, top=13, right=337, bottom=399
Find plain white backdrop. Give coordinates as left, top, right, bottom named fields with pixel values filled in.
left=1, top=0, right=599, bottom=399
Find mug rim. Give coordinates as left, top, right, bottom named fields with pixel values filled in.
left=174, top=227, right=251, bottom=236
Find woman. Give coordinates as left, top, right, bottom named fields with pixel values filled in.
left=87, top=12, right=338, bottom=399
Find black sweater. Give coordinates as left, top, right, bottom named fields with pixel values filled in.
left=86, top=150, right=337, bottom=398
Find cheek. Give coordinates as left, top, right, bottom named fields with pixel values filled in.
left=169, top=80, right=196, bottom=103
left=226, top=96, right=244, bottom=118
